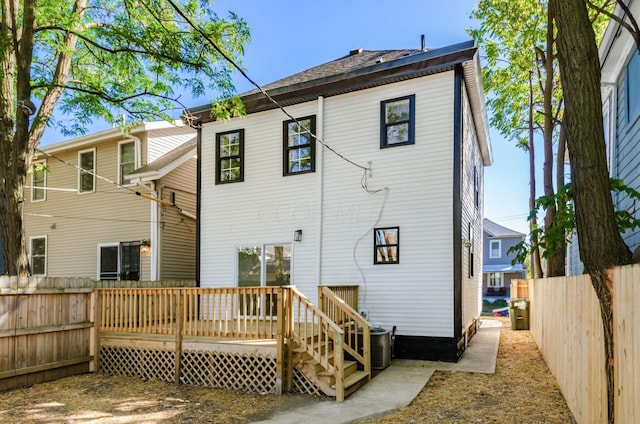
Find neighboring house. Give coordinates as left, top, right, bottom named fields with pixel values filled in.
left=188, top=40, right=492, bottom=361
left=569, top=1, right=640, bottom=275
left=24, top=121, right=197, bottom=281
left=482, top=218, right=526, bottom=298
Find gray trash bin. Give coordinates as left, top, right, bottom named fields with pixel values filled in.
left=359, top=327, right=392, bottom=370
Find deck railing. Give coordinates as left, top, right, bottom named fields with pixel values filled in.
left=318, top=286, right=371, bottom=379
left=319, top=285, right=359, bottom=311
left=99, top=287, right=281, bottom=339
left=288, top=286, right=346, bottom=401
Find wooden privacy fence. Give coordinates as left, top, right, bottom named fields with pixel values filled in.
left=514, top=264, right=640, bottom=424
left=0, top=277, right=195, bottom=392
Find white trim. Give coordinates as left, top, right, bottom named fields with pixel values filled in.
left=118, top=139, right=140, bottom=187
left=97, top=242, right=119, bottom=280
left=487, top=272, right=503, bottom=288
left=30, top=160, right=47, bottom=202
left=29, top=235, right=47, bottom=276
left=77, top=147, right=96, bottom=194
left=489, top=239, right=502, bottom=259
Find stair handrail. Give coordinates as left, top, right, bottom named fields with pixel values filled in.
left=288, top=286, right=346, bottom=401
left=319, top=286, right=371, bottom=379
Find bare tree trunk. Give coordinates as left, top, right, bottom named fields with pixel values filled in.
left=551, top=0, right=634, bottom=422
left=528, top=71, right=543, bottom=279
left=543, top=6, right=566, bottom=277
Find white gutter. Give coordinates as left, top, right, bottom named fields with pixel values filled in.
left=316, top=96, right=325, bottom=285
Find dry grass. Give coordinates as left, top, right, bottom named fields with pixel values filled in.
left=0, top=318, right=575, bottom=423
left=355, top=317, right=576, bottom=424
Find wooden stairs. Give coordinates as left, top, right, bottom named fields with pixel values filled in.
left=293, top=340, right=370, bottom=398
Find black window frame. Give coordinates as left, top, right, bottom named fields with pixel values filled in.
left=380, top=94, right=415, bottom=148
left=374, top=226, right=400, bottom=265
left=215, top=129, right=245, bottom=184
left=283, top=115, right=316, bottom=176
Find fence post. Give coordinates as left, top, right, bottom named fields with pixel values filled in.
left=90, top=290, right=102, bottom=373
left=174, top=289, right=183, bottom=384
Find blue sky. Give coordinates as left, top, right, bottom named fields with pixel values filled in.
left=42, top=0, right=532, bottom=234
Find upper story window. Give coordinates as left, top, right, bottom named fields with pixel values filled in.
left=627, top=50, right=640, bottom=122
left=283, top=116, right=315, bottom=175
left=380, top=95, right=415, bottom=148
left=374, top=227, right=399, bottom=264
left=31, top=160, right=46, bottom=202
left=118, top=140, right=137, bottom=186
left=489, top=240, right=501, bottom=258
left=30, top=236, right=47, bottom=276
left=78, top=148, right=96, bottom=193
left=216, top=129, right=244, bottom=184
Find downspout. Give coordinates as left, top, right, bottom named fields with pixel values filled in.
left=316, top=96, right=325, bottom=286
left=195, top=121, right=202, bottom=287
left=149, top=181, right=159, bottom=280
left=452, top=65, right=464, bottom=344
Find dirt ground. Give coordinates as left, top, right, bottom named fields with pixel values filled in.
left=0, top=317, right=575, bottom=423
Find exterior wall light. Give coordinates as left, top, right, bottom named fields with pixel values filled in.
left=294, top=229, right=303, bottom=242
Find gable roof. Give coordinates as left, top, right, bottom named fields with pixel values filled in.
left=187, top=40, right=492, bottom=165
left=41, top=121, right=188, bottom=154
left=127, top=137, right=197, bottom=182
left=483, top=218, right=525, bottom=238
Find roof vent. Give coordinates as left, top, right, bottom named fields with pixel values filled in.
left=402, top=51, right=412, bottom=56
left=349, top=48, right=363, bottom=56
left=376, top=56, right=385, bottom=64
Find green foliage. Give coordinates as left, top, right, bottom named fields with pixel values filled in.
left=509, top=179, right=640, bottom=264
left=27, top=0, right=250, bottom=135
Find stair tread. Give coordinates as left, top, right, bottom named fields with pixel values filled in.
left=334, top=370, right=370, bottom=389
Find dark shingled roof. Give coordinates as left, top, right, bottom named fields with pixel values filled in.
left=188, top=41, right=478, bottom=120
left=244, top=49, right=423, bottom=95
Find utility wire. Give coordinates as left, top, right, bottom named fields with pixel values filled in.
left=36, top=148, right=189, bottom=211
left=166, top=0, right=370, bottom=172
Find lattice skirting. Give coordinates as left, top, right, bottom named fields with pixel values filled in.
left=292, top=368, right=323, bottom=396
left=100, top=346, right=176, bottom=382
left=181, top=350, right=276, bottom=394
left=99, top=346, right=277, bottom=394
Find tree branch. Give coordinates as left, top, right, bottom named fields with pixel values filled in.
left=585, top=0, right=640, bottom=51
left=28, top=0, right=88, bottom=151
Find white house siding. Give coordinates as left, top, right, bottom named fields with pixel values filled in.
left=200, top=72, right=457, bottom=339
left=200, top=102, right=320, bottom=287
left=24, top=136, right=152, bottom=278
left=158, top=159, right=197, bottom=280
left=460, top=83, right=484, bottom=332
left=319, top=73, right=455, bottom=338
left=146, top=126, right=196, bottom=164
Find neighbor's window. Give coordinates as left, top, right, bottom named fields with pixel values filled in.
left=118, top=140, right=137, bottom=185
left=627, top=50, right=640, bottom=122
left=283, top=116, right=315, bottom=175
left=78, top=148, right=96, bottom=193
left=98, top=241, right=141, bottom=280
left=490, top=240, right=501, bottom=258
left=31, top=160, right=46, bottom=202
left=216, top=129, right=244, bottom=184
left=374, top=227, right=399, bottom=264
left=488, top=272, right=503, bottom=288
left=380, top=95, right=415, bottom=148
left=30, top=236, right=47, bottom=276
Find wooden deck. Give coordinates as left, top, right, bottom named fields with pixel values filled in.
left=94, top=286, right=370, bottom=401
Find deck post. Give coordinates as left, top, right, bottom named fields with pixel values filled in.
left=174, top=289, right=184, bottom=384
left=275, top=287, right=285, bottom=395
left=317, top=285, right=324, bottom=312
left=284, top=287, right=293, bottom=392
left=90, top=290, right=101, bottom=373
